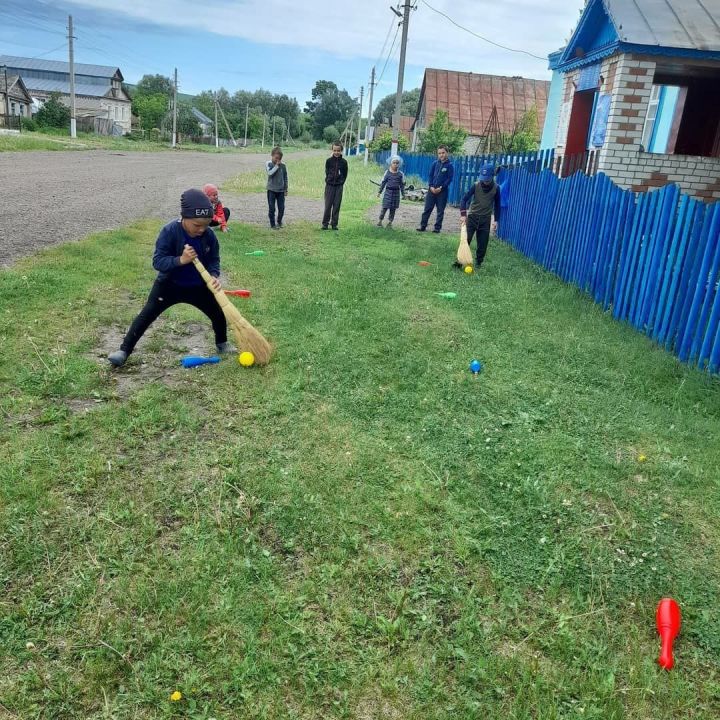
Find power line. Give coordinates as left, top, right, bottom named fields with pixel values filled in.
left=418, top=0, right=547, bottom=61
left=374, top=14, right=397, bottom=68
left=377, top=22, right=401, bottom=85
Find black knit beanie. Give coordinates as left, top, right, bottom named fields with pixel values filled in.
left=180, top=189, right=213, bottom=219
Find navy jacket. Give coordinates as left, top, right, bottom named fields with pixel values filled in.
left=428, top=159, right=454, bottom=192
left=152, top=220, right=220, bottom=286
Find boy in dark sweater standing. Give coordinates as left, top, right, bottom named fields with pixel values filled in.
left=417, top=144, right=454, bottom=233
left=322, top=142, right=348, bottom=230
left=107, top=189, right=228, bottom=367
left=458, top=163, right=502, bottom=269
left=266, top=146, right=289, bottom=229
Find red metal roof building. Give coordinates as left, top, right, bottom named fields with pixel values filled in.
left=412, top=68, right=551, bottom=148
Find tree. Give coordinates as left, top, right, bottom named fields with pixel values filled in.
left=373, top=88, right=420, bottom=125
left=322, top=125, right=339, bottom=143
left=503, top=106, right=540, bottom=153
left=35, top=93, right=70, bottom=128
left=418, top=110, right=467, bottom=154
left=135, top=74, right=173, bottom=98
left=132, top=93, right=169, bottom=131
left=368, top=130, right=409, bottom=152
left=304, top=80, right=338, bottom=115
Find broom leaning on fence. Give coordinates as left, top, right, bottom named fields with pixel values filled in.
left=192, top=258, right=273, bottom=365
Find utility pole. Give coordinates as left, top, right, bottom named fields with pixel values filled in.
left=2, top=65, right=9, bottom=121
left=364, top=66, right=376, bottom=165
left=391, top=1, right=413, bottom=157
left=272, top=116, right=275, bottom=146
left=214, top=94, right=219, bottom=147
left=243, top=104, right=249, bottom=147
left=171, top=67, right=178, bottom=148
left=262, top=115, right=266, bottom=147
left=356, top=85, right=364, bottom=156
left=67, top=15, right=76, bottom=138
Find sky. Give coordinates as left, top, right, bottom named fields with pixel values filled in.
left=0, top=0, right=585, bottom=111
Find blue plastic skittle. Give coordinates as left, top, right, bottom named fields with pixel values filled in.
left=181, top=355, right=221, bottom=368
left=469, top=359, right=482, bottom=375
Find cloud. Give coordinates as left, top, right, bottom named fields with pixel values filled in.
left=60, top=0, right=584, bottom=78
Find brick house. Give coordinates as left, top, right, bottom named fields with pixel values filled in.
left=412, top=68, right=551, bottom=153
left=0, top=55, right=132, bottom=134
left=541, top=0, right=720, bottom=200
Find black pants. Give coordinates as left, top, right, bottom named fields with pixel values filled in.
left=267, top=191, right=285, bottom=226
left=379, top=207, right=396, bottom=221
left=323, top=184, right=344, bottom=229
left=420, top=189, right=448, bottom=231
left=120, top=279, right=227, bottom=354
left=467, top=215, right=492, bottom=266
left=209, top=207, right=230, bottom=227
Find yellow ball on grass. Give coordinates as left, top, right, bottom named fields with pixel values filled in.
left=464, top=265, right=474, bottom=274
left=238, top=351, right=255, bottom=367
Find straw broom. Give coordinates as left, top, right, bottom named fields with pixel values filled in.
left=192, top=258, right=273, bottom=365
left=456, top=222, right=474, bottom=267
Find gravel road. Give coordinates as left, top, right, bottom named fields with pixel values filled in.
left=0, top=149, right=322, bottom=267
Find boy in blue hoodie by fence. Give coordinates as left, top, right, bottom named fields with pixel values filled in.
left=417, top=144, right=454, bottom=233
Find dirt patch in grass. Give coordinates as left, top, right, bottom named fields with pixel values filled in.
left=90, top=320, right=227, bottom=400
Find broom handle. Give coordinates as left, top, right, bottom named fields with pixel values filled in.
left=192, top=258, right=233, bottom=312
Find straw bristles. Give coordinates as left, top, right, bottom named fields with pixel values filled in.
left=193, top=258, right=273, bottom=365
left=457, top=223, right=473, bottom=267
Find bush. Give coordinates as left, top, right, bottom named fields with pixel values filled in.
left=20, top=117, right=38, bottom=132
left=418, top=110, right=467, bottom=154
left=368, top=130, right=409, bottom=153
left=35, top=93, right=70, bottom=129
left=322, top=125, right=339, bottom=143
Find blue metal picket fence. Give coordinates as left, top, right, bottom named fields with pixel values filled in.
left=498, top=167, right=720, bottom=374
left=374, top=149, right=556, bottom=205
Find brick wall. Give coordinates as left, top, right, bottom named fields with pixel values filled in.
left=596, top=53, right=720, bottom=201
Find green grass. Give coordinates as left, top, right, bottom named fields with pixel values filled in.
left=2, top=158, right=720, bottom=718
left=0, top=130, right=321, bottom=154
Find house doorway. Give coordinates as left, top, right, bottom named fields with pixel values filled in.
left=564, top=89, right=596, bottom=169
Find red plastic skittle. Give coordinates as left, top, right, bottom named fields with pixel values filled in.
left=656, top=598, right=681, bottom=670
left=224, top=289, right=251, bottom=298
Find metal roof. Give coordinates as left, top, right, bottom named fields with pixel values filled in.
left=22, top=78, right=130, bottom=100
left=191, top=107, right=213, bottom=125
left=0, top=55, right=123, bottom=79
left=603, top=0, right=720, bottom=51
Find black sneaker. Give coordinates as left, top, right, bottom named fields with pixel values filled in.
left=108, top=350, right=128, bottom=367
left=416, top=227, right=426, bottom=232
left=432, top=229, right=441, bottom=234
left=321, top=226, right=329, bottom=231
left=277, top=222, right=283, bottom=228
left=331, top=227, right=339, bottom=231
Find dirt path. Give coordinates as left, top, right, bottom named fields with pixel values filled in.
left=0, top=149, right=322, bottom=267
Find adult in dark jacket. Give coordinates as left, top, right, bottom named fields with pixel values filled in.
left=322, top=142, right=349, bottom=230
left=417, top=145, right=454, bottom=233
left=459, top=163, right=503, bottom=269
left=107, top=189, right=228, bottom=367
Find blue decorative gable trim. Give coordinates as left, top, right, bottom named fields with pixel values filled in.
left=558, top=0, right=618, bottom=71
left=556, top=0, right=720, bottom=74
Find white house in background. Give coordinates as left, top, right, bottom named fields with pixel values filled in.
left=540, top=0, right=720, bottom=201
left=0, top=55, right=132, bottom=133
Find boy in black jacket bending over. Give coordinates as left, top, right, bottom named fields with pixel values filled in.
left=322, top=142, right=348, bottom=230
left=107, top=189, right=229, bottom=367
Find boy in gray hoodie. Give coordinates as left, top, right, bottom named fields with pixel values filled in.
left=266, top=146, right=289, bottom=228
